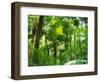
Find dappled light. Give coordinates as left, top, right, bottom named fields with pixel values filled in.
left=28, top=15, right=88, bottom=66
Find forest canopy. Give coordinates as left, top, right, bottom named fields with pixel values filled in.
left=28, top=15, right=88, bottom=66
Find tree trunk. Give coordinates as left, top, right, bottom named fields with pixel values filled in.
left=74, top=29, right=76, bottom=60
left=33, top=16, right=44, bottom=65
left=53, top=41, right=57, bottom=64
left=34, top=16, right=44, bottom=48
left=65, top=33, right=69, bottom=50
left=45, top=35, right=49, bottom=55
left=69, top=34, right=72, bottom=60
left=79, top=28, right=82, bottom=59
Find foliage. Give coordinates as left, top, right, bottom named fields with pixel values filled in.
left=28, top=15, right=88, bottom=66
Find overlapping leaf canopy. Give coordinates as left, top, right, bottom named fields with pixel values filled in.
left=28, top=15, right=88, bottom=66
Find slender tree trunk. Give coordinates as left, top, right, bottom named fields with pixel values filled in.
left=60, top=51, right=63, bottom=65
left=34, top=16, right=44, bottom=48
left=53, top=41, right=57, bottom=64
left=33, top=16, right=44, bottom=65
left=45, top=35, right=50, bottom=64
left=69, top=34, right=72, bottom=60
left=65, top=33, right=69, bottom=50
left=74, top=29, right=76, bottom=60
left=79, top=27, right=82, bottom=59
left=45, top=35, right=49, bottom=55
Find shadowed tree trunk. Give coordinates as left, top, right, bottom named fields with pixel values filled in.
left=53, top=41, right=57, bottom=64
left=34, top=16, right=44, bottom=48
left=33, top=16, right=44, bottom=65
left=45, top=35, right=49, bottom=55
left=65, top=33, right=69, bottom=50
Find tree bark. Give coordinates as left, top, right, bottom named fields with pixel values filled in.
left=34, top=16, right=44, bottom=48
left=33, top=16, right=44, bottom=65
left=53, top=41, right=57, bottom=64
left=45, top=35, right=49, bottom=55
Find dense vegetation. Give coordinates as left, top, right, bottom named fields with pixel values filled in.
left=28, top=15, right=88, bottom=66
